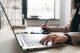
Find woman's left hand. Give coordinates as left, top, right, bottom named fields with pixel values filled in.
left=40, top=33, right=68, bottom=45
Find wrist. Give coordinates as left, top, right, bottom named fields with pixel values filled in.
left=64, top=34, right=71, bottom=43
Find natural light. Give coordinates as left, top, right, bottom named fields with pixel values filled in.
left=27, top=0, right=60, bottom=19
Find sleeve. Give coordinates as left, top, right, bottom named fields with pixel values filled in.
left=65, top=32, right=80, bottom=45
left=64, top=34, right=72, bottom=44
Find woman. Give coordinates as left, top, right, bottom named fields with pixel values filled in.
left=40, top=0, right=80, bottom=46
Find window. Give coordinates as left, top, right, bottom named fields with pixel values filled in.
left=27, top=0, right=60, bottom=19
left=1, top=0, right=22, bottom=28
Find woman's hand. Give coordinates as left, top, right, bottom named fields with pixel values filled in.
left=40, top=33, right=69, bottom=46
left=41, top=25, right=50, bottom=31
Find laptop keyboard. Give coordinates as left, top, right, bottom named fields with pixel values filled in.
left=20, top=35, right=42, bottom=46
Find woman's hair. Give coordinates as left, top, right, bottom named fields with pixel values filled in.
left=73, top=0, right=80, bottom=9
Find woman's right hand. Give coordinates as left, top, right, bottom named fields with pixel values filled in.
left=41, top=25, right=50, bottom=31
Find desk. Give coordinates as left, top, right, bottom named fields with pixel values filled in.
left=14, top=27, right=42, bottom=34
left=0, top=28, right=80, bottom=53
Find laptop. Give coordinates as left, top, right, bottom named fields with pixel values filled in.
left=0, top=2, right=63, bottom=51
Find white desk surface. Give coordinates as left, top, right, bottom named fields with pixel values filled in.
left=0, top=28, right=80, bottom=53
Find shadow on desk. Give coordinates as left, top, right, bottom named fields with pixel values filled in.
left=25, top=46, right=65, bottom=52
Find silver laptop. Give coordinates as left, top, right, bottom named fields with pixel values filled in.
left=0, top=2, right=55, bottom=51
left=16, top=33, right=55, bottom=51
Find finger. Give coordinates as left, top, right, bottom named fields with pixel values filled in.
left=40, top=36, right=49, bottom=44
left=40, top=35, right=55, bottom=44
left=45, top=38, right=52, bottom=45
left=42, top=26, right=46, bottom=30
left=45, top=35, right=57, bottom=45
left=53, top=38, right=63, bottom=45
left=53, top=34, right=59, bottom=36
left=42, top=25, right=46, bottom=28
left=49, top=35, right=58, bottom=39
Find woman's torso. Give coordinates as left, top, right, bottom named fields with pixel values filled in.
left=69, top=8, right=80, bottom=32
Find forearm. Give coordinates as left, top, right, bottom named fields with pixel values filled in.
left=48, top=26, right=69, bottom=32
